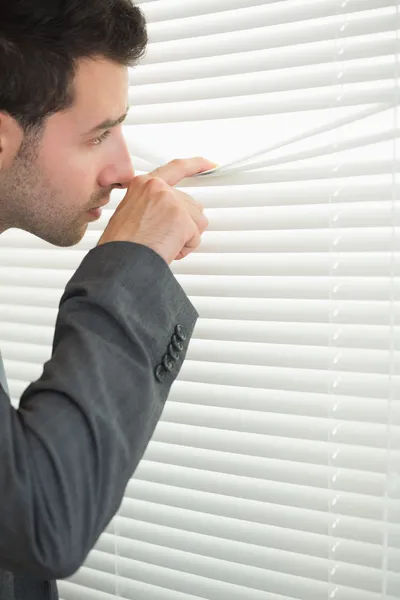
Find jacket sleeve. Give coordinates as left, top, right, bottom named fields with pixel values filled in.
left=0, top=241, right=198, bottom=580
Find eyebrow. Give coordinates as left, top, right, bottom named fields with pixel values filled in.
left=86, top=107, right=129, bottom=135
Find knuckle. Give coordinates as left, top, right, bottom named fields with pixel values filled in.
left=200, top=214, right=209, bottom=228
left=171, top=158, right=188, bottom=168
left=135, top=174, right=150, bottom=185
left=159, top=193, right=183, bottom=215
left=135, top=173, right=146, bottom=181
left=146, top=176, right=168, bottom=192
left=170, top=201, right=186, bottom=219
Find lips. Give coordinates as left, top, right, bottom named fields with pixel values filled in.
left=93, top=200, right=108, bottom=209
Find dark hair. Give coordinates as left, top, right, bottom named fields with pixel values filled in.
left=0, top=0, right=147, bottom=135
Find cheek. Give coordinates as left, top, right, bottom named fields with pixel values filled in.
left=52, top=149, right=95, bottom=201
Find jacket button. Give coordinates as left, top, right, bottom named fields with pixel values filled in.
left=171, top=334, right=184, bottom=352
left=163, top=354, right=175, bottom=372
left=155, top=364, right=166, bottom=383
left=168, top=343, right=180, bottom=361
left=175, top=324, right=187, bottom=342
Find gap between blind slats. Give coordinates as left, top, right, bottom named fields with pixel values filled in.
left=149, top=184, right=400, bottom=208
left=178, top=162, right=400, bottom=186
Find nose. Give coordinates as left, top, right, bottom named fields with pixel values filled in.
left=98, top=135, right=135, bottom=191
left=112, top=148, right=135, bottom=190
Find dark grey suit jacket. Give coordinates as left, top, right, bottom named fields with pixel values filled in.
left=0, top=241, right=198, bottom=600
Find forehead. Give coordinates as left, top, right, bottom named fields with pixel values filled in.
left=66, top=57, right=129, bottom=131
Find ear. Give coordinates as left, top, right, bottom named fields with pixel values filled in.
left=0, top=112, right=24, bottom=171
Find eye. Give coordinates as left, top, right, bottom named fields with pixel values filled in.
left=92, top=130, right=112, bottom=146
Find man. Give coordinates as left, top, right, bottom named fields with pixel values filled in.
left=0, top=1, right=215, bottom=598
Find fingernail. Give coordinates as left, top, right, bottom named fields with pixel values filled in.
left=203, top=158, right=218, bottom=167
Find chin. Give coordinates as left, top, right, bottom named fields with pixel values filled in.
left=30, top=222, right=88, bottom=248
left=56, top=226, right=88, bottom=247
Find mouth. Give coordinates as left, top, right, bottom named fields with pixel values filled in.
left=87, top=198, right=110, bottom=219
left=88, top=201, right=108, bottom=217
left=87, top=207, right=102, bottom=220
left=92, top=199, right=109, bottom=210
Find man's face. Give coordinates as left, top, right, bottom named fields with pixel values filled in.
left=0, top=56, right=134, bottom=246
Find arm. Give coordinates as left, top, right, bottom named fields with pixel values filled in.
left=0, top=241, right=197, bottom=580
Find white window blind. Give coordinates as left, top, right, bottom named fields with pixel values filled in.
left=0, top=0, right=399, bottom=598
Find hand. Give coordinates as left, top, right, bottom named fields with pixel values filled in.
left=97, top=157, right=215, bottom=264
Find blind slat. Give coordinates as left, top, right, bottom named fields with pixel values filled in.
left=127, top=85, right=398, bottom=123
left=141, top=10, right=396, bottom=65
left=0, top=318, right=396, bottom=350
left=129, top=58, right=398, bottom=106
left=130, top=34, right=397, bottom=85
left=116, top=498, right=399, bottom=555
left=140, top=0, right=272, bottom=24
left=179, top=360, right=398, bottom=398
left=97, top=528, right=400, bottom=578
left=81, top=544, right=400, bottom=597
left=146, top=1, right=393, bottom=44
left=95, top=525, right=397, bottom=600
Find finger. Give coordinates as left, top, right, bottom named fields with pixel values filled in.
left=176, top=243, right=197, bottom=261
left=178, top=249, right=191, bottom=260
left=175, top=224, right=204, bottom=260
left=198, top=213, right=209, bottom=234
left=174, top=190, right=208, bottom=230
left=184, top=227, right=202, bottom=251
left=180, top=203, right=208, bottom=235
left=148, top=157, right=217, bottom=187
